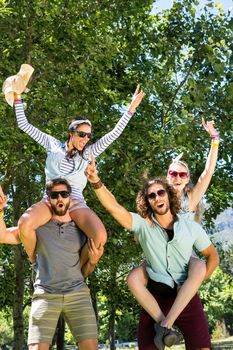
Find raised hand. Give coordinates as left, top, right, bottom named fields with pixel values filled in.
left=128, top=84, right=145, bottom=114
left=202, top=118, right=219, bottom=137
left=85, top=154, right=99, bottom=183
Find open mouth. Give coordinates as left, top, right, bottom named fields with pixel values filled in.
left=157, top=203, right=164, bottom=208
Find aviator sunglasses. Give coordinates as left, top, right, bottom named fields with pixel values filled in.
left=73, top=130, right=93, bottom=139
left=147, top=189, right=166, bottom=200
left=168, top=170, right=189, bottom=179
left=50, top=191, right=70, bottom=199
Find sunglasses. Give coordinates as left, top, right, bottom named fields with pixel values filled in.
left=168, top=170, right=189, bottom=179
left=73, top=130, right=93, bottom=139
left=147, top=189, right=167, bottom=200
left=50, top=191, right=70, bottom=199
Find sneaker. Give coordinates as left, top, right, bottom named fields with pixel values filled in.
left=154, top=322, right=182, bottom=350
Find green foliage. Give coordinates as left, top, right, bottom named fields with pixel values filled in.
left=0, top=310, right=14, bottom=346
left=200, top=267, right=233, bottom=333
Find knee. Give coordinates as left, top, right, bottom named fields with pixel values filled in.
left=94, top=227, right=107, bottom=246
left=18, top=214, right=34, bottom=237
left=198, top=260, right=207, bottom=280
left=189, top=259, right=206, bottom=280
left=127, top=269, right=141, bottom=291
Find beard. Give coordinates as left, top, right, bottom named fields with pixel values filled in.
left=50, top=202, right=70, bottom=216
left=153, top=202, right=170, bottom=216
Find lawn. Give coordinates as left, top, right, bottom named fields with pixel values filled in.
left=110, top=336, right=233, bottom=350
left=171, top=336, right=233, bottom=350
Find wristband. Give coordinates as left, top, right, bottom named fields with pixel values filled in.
left=91, top=180, right=103, bottom=190
left=210, top=133, right=220, bottom=139
left=127, top=110, right=135, bottom=116
left=14, top=99, right=22, bottom=104
left=0, top=209, right=4, bottom=218
left=212, top=139, right=220, bottom=147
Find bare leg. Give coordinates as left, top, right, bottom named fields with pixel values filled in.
left=161, top=257, right=206, bottom=328
left=70, top=208, right=107, bottom=248
left=18, top=202, right=52, bottom=263
left=127, top=262, right=165, bottom=322
left=29, top=343, right=50, bottom=350
left=77, top=338, right=98, bottom=350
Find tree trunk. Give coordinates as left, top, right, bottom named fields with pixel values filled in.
left=109, top=307, right=116, bottom=350
left=56, top=316, right=65, bottom=350
left=13, top=246, right=25, bottom=350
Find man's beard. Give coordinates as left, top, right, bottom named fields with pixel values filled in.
left=153, top=203, right=170, bottom=216
left=50, top=202, right=70, bottom=216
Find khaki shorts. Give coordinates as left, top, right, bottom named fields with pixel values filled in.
left=28, top=286, right=98, bottom=345
left=69, top=199, right=89, bottom=212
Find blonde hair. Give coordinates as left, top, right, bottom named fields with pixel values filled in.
left=168, top=160, right=205, bottom=223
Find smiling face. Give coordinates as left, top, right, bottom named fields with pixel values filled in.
left=147, top=183, right=170, bottom=216
left=69, top=123, right=92, bottom=152
left=48, top=184, right=71, bottom=216
left=167, top=162, right=190, bottom=195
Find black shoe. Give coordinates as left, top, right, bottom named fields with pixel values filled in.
left=164, top=329, right=183, bottom=347
left=154, top=322, right=182, bottom=350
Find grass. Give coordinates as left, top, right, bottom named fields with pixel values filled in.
left=167, top=336, right=233, bottom=350
left=112, top=336, right=233, bottom=350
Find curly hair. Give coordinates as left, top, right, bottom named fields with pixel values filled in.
left=136, top=177, right=181, bottom=219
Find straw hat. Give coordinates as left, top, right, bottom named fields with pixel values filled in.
left=2, top=64, right=34, bottom=107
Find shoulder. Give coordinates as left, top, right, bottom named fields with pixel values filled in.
left=130, top=212, right=153, bottom=234
left=176, top=214, right=205, bottom=233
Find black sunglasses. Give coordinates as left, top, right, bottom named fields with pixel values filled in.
left=50, top=191, right=70, bottom=199
left=73, top=130, right=93, bottom=139
left=147, top=189, right=166, bottom=200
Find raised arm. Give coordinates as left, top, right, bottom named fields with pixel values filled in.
left=90, top=85, right=145, bottom=158
left=189, top=118, right=220, bottom=211
left=13, top=93, right=60, bottom=151
left=0, top=186, right=20, bottom=245
left=85, top=157, right=133, bottom=230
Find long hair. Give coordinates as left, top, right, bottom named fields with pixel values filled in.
left=136, top=177, right=181, bottom=219
left=66, top=116, right=92, bottom=159
left=168, top=160, right=205, bottom=223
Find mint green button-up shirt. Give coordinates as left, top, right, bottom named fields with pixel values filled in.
left=131, top=213, right=211, bottom=288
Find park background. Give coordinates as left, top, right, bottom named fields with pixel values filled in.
left=0, top=0, right=232, bottom=349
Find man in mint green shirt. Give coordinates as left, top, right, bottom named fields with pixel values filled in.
left=131, top=211, right=211, bottom=288
left=85, top=158, right=219, bottom=350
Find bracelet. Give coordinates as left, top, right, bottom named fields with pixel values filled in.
left=14, top=99, right=22, bottom=104
left=127, top=110, right=135, bottom=116
left=91, top=180, right=103, bottom=190
left=212, top=139, right=220, bottom=147
left=210, top=133, right=220, bottom=139
left=0, top=209, right=4, bottom=218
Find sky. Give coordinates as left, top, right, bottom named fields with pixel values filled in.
left=151, top=0, right=233, bottom=13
